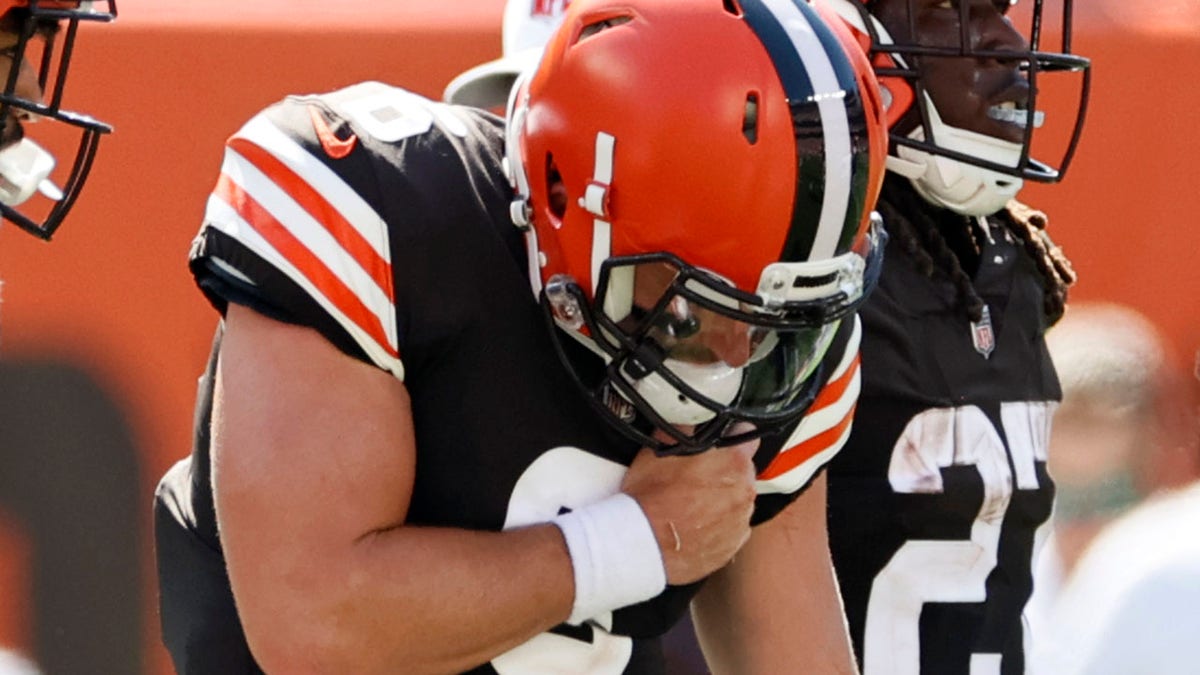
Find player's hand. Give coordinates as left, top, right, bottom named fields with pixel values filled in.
left=620, top=430, right=759, bottom=585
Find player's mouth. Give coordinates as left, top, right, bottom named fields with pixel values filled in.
left=986, top=101, right=1044, bottom=129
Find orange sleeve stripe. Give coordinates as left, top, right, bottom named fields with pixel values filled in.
left=758, top=402, right=857, bottom=481
left=756, top=355, right=861, bottom=481
left=228, top=137, right=394, bottom=303
left=808, top=352, right=861, bottom=416
left=213, top=173, right=399, bottom=360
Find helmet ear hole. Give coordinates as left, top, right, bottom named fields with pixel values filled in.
left=742, top=92, right=760, bottom=145
left=545, top=155, right=567, bottom=219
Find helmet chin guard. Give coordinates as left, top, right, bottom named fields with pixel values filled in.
left=888, top=96, right=1024, bottom=216
left=629, top=358, right=743, bottom=426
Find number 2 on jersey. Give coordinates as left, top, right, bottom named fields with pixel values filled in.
left=863, top=402, right=1053, bottom=675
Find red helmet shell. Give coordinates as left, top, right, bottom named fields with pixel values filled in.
left=514, top=0, right=885, bottom=297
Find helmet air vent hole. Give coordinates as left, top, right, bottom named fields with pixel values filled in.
left=793, top=272, right=837, bottom=288
left=742, top=92, right=759, bottom=145
left=545, top=155, right=567, bottom=219
left=722, top=0, right=743, bottom=17
left=578, top=15, right=633, bottom=42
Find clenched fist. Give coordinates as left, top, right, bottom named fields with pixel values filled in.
left=620, top=435, right=759, bottom=585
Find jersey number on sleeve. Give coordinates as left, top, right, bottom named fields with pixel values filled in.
left=863, top=402, right=1053, bottom=675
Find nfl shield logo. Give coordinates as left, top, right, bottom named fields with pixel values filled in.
left=971, top=305, right=996, bottom=359
left=601, top=383, right=636, bottom=423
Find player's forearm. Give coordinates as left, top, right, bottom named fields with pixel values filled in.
left=693, top=546, right=858, bottom=675
left=692, top=478, right=859, bottom=675
left=228, top=520, right=575, bottom=674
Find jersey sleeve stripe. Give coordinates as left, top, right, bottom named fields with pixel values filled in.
left=203, top=111, right=404, bottom=376
left=236, top=113, right=392, bottom=263
left=757, top=362, right=859, bottom=483
left=755, top=317, right=862, bottom=493
left=215, top=145, right=395, bottom=335
left=226, top=137, right=393, bottom=303
left=803, top=350, right=860, bottom=422
left=209, top=174, right=404, bottom=377
left=759, top=398, right=856, bottom=481
left=823, top=315, right=862, bottom=383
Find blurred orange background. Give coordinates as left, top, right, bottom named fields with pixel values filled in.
left=0, top=1, right=1194, bottom=672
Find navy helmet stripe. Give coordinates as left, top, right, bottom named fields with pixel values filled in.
left=740, top=0, right=819, bottom=104
left=802, top=1, right=862, bottom=94
left=799, top=1, right=875, bottom=255
left=740, top=0, right=859, bottom=263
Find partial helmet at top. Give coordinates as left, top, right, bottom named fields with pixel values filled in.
left=0, top=0, right=116, bottom=240
left=444, top=0, right=572, bottom=109
left=506, top=0, right=887, bottom=453
left=825, top=0, right=1090, bottom=216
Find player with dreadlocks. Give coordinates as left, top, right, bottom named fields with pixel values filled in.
left=820, top=0, right=1090, bottom=673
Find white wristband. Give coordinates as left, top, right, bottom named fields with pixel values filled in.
left=552, top=492, right=668, bottom=625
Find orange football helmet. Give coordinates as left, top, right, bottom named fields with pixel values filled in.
left=506, top=0, right=887, bottom=452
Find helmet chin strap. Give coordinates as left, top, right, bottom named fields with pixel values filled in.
left=891, top=94, right=1025, bottom=217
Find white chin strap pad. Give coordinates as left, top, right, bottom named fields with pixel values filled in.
left=894, top=96, right=1024, bottom=217
left=0, top=138, right=61, bottom=206
left=631, top=358, right=743, bottom=425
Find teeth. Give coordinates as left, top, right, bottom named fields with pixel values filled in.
left=988, top=106, right=1045, bottom=128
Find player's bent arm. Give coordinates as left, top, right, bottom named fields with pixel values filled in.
left=690, top=473, right=858, bottom=675
left=212, top=304, right=577, bottom=674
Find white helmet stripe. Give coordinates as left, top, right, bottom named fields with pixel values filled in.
left=589, top=132, right=616, bottom=293
left=748, top=0, right=856, bottom=260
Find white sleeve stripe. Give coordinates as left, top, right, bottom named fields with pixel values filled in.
left=204, top=195, right=405, bottom=380
left=209, top=168, right=399, bottom=365
left=828, top=315, right=861, bottom=381
left=783, top=364, right=860, bottom=448
left=782, top=316, right=862, bottom=442
left=753, top=317, right=863, bottom=495
left=218, top=147, right=398, bottom=352
left=234, top=113, right=391, bottom=261
left=756, top=421, right=853, bottom=495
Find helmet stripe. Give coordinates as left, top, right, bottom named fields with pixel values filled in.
left=588, top=131, right=616, bottom=294
left=740, top=0, right=859, bottom=262
left=740, top=0, right=819, bottom=103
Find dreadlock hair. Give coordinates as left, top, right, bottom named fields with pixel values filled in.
left=877, top=174, right=1077, bottom=326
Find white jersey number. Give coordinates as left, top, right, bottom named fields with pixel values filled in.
left=493, top=447, right=634, bottom=675
left=863, top=402, right=1053, bottom=675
